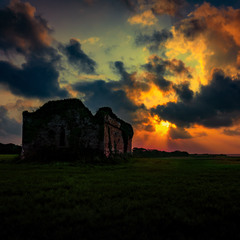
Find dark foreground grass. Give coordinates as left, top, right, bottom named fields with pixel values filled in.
left=1, top=155, right=240, bottom=240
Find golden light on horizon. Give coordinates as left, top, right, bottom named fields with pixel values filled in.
left=151, top=115, right=176, bottom=136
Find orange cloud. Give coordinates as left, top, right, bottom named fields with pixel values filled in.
left=81, top=37, right=100, bottom=44
left=134, top=121, right=240, bottom=154
left=129, top=0, right=186, bottom=17
left=128, top=9, right=157, bottom=26
left=132, top=3, right=240, bottom=153
left=167, top=2, right=240, bottom=82
left=9, top=0, right=35, bottom=17
left=4, top=98, right=42, bottom=122
left=3, top=0, right=53, bottom=54
left=152, top=0, right=186, bottom=16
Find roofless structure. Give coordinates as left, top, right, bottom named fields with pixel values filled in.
left=22, top=99, right=133, bottom=160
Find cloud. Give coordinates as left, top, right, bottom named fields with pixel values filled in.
left=73, top=80, right=141, bottom=123
left=143, top=55, right=191, bottom=76
left=154, top=76, right=172, bottom=92
left=128, top=9, right=157, bottom=26
left=0, top=53, right=68, bottom=98
left=152, top=69, right=240, bottom=128
left=113, top=61, right=150, bottom=92
left=142, top=55, right=192, bottom=92
left=0, top=106, right=21, bottom=137
left=104, top=45, right=118, bottom=55
left=0, top=0, right=52, bottom=55
left=0, top=0, right=68, bottom=99
left=173, top=82, right=193, bottom=103
left=174, top=2, right=240, bottom=73
left=194, top=131, right=208, bottom=137
left=151, top=0, right=186, bottom=17
left=81, top=37, right=100, bottom=44
left=175, top=18, right=207, bottom=40
left=223, top=128, right=240, bottom=136
left=74, top=80, right=138, bottom=111
left=135, top=29, right=173, bottom=52
left=166, top=59, right=192, bottom=78
left=124, top=0, right=186, bottom=17
left=60, top=38, right=97, bottom=74
left=73, top=61, right=149, bottom=123
left=120, top=0, right=136, bottom=11
left=168, top=126, right=192, bottom=139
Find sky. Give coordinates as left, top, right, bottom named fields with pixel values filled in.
left=1, top=0, right=240, bottom=154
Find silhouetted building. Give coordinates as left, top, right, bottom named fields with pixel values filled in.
left=22, top=99, right=133, bottom=160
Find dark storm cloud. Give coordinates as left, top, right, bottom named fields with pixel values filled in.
left=114, top=61, right=134, bottom=88
left=168, top=126, right=192, bottom=139
left=142, top=59, right=172, bottom=92
left=127, top=0, right=240, bottom=18
left=152, top=69, right=240, bottom=128
left=167, top=59, right=192, bottom=78
left=0, top=54, right=68, bottom=98
left=0, top=0, right=52, bottom=55
left=173, top=82, right=193, bottom=103
left=142, top=55, right=191, bottom=92
left=74, top=80, right=138, bottom=112
left=143, top=58, right=165, bottom=75
left=0, top=106, right=21, bottom=137
left=113, top=61, right=150, bottom=91
left=73, top=80, right=141, bottom=123
left=0, top=1, right=69, bottom=99
left=114, top=61, right=128, bottom=78
left=154, top=77, right=172, bottom=91
left=187, top=0, right=240, bottom=8
left=175, top=18, right=207, bottom=40
left=73, top=61, right=147, bottom=122
left=60, top=39, right=97, bottom=74
left=135, top=29, right=173, bottom=52
left=142, top=55, right=191, bottom=77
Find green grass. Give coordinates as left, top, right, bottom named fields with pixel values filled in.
left=1, top=155, right=240, bottom=240
left=0, top=154, right=19, bottom=162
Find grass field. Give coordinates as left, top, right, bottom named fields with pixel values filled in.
left=1, top=155, right=240, bottom=240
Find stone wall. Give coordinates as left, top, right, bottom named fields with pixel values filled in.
left=103, top=115, right=125, bottom=157
left=22, top=99, right=133, bottom=160
left=23, top=110, right=100, bottom=159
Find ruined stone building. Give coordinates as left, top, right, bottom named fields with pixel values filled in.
left=22, top=99, right=133, bottom=160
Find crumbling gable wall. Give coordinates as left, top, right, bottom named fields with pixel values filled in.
left=22, top=99, right=133, bottom=160
left=95, top=107, right=134, bottom=157
left=103, top=115, right=125, bottom=157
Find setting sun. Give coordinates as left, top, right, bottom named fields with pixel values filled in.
left=151, top=115, right=176, bottom=136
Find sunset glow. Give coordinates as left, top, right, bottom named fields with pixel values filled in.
left=152, top=115, right=175, bottom=135
left=1, top=0, right=240, bottom=154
